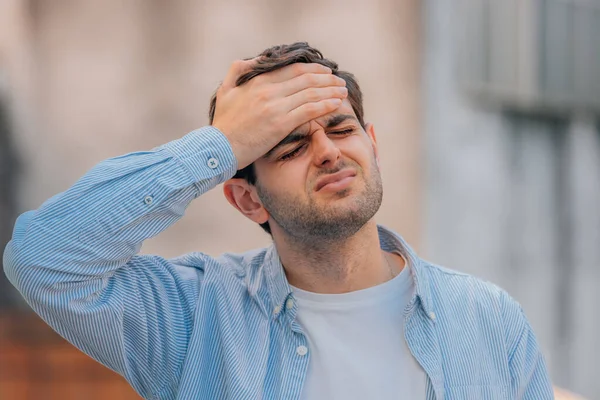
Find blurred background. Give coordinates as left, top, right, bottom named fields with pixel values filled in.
left=0, top=0, right=597, bottom=399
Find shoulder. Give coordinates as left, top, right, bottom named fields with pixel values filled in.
left=163, top=246, right=271, bottom=282
left=422, top=262, right=518, bottom=309
left=420, top=261, right=527, bottom=342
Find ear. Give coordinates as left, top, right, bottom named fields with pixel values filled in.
left=364, top=122, right=380, bottom=168
left=223, top=178, right=270, bottom=224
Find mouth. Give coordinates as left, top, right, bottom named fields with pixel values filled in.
left=315, top=169, right=357, bottom=192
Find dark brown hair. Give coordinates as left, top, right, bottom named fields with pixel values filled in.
left=208, top=42, right=365, bottom=234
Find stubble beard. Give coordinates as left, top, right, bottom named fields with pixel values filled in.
left=256, top=159, right=383, bottom=246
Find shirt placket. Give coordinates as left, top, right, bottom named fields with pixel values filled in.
left=273, top=295, right=310, bottom=400
left=404, top=299, right=445, bottom=400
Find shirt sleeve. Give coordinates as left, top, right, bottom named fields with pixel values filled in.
left=502, top=291, right=555, bottom=399
left=3, top=126, right=237, bottom=398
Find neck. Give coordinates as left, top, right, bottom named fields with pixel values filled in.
left=272, top=221, right=404, bottom=294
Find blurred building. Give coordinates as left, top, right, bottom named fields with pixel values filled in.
left=0, top=0, right=597, bottom=399
left=424, top=1, right=599, bottom=397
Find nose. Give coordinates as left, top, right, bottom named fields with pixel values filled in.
left=311, top=130, right=341, bottom=167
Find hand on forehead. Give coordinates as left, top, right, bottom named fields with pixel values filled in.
left=263, top=102, right=361, bottom=160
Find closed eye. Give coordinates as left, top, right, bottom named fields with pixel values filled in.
left=279, top=144, right=307, bottom=161
left=329, top=128, right=355, bottom=136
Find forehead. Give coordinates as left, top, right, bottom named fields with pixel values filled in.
left=296, top=98, right=357, bottom=131
left=259, top=98, right=361, bottom=161
left=317, top=98, right=356, bottom=124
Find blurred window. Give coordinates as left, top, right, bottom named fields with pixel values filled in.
left=460, top=0, right=600, bottom=114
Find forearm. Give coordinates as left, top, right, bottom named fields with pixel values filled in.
left=3, top=126, right=236, bottom=292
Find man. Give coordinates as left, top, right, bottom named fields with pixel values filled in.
left=4, top=43, right=553, bottom=399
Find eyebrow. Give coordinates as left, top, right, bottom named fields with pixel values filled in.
left=324, top=114, right=359, bottom=129
left=264, top=114, right=359, bottom=159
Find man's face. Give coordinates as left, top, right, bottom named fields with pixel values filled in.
left=253, top=99, right=383, bottom=242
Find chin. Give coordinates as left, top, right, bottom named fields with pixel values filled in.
left=324, top=194, right=366, bottom=212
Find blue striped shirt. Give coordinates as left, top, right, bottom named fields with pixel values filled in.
left=3, top=127, right=554, bottom=399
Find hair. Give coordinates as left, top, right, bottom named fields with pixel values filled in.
left=208, top=42, right=365, bottom=235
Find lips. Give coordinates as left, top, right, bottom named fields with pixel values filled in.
left=315, top=169, right=357, bottom=191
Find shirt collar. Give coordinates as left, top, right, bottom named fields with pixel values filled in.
left=377, top=225, right=435, bottom=320
left=263, top=224, right=435, bottom=321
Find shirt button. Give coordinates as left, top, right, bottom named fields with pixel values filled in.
left=207, top=157, right=219, bottom=169
left=296, top=345, right=308, bottom=356
left=273, top=305, right=281, bottom=315
left=429, top=312, right=436, bottom=320
left=144, top=196, right=154, bottom=205
left=286, top=298, right=294, bottom=310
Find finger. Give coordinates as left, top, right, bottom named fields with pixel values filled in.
left=286, top=98, right=343, bottom=129
left=264, top=63, right=333, bottom=84
left=285, top=86, right=348, bottom=112
left=279, top=73, right=347, bottom=97
left=222, top=58, right=260, bottom=89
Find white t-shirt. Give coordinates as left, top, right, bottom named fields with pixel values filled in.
left=291, top=257, right=427, bottom=400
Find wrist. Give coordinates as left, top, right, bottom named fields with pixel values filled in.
left=162, top=126, right=238, bottom=182
left=211, top=125, right=249, bottom=170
